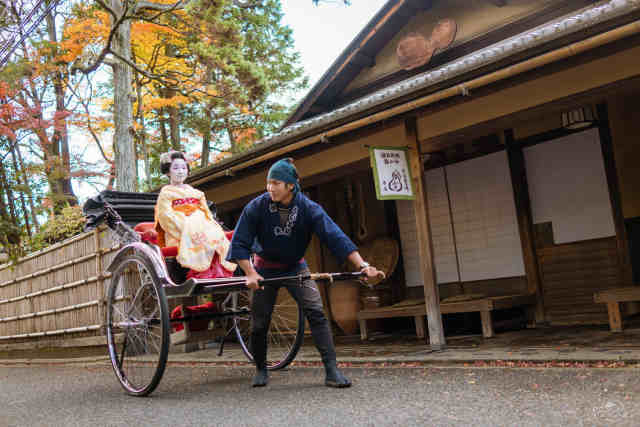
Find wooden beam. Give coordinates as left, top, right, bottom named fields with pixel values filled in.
left=352, top=51, right=375, bottom=68
left=405, top=117, right=446, bottom=350
left=406, top=0, right=433, bottom=11
left=480, top=311, right=494, bottom=338
left=607, top=302, right=623, bottom=332
left=308, top=104, right=329, bottom=114
left=596, top=102, right=634, bottom=285
left=505, top=129, right=545, bottom=324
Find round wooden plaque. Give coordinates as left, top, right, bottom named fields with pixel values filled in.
left=430, top=18, right=457, bottom=50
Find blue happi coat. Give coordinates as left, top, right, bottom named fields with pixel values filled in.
left=227, top=192, right=357, bottom=278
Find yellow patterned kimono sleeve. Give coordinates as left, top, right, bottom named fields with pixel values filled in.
left=155, top=187, right=185, bottom=247
left=198, top=192, right=213, bottom=220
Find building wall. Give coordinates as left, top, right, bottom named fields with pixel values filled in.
left=607, top=93, right=640, bottom=220
left=417, top=44, right=640, bottom=145
left=607, top=92, right=640, bottom=284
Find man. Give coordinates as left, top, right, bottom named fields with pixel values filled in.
left=227, top=158, right=384, bottom=388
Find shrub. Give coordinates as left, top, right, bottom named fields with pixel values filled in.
left=29, top=205, right=86, bottom=252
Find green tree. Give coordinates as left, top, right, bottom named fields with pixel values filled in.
left=183, top=0, right=307, bottom=167
left=68, top=0, right=309, bottom=189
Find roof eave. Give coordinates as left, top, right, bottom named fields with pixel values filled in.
left=187, top=0, right=640, bottom=187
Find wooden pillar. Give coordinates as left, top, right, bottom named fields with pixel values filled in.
left=405, top=117, right=446, bottom=349
left=596, top=103, right=633, bottom=286
left=606, top=302, right=623, bottom=332
left=94, top=228, right=105, bottom=335
left=505, top=129, right=545, bottom=323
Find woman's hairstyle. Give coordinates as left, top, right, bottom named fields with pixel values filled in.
left=160, top=151, right=190, bottom=175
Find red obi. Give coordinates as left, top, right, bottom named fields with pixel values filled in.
left=172, top=198, right=199, bottom=207
left=253, top=254, right=304, bottom=270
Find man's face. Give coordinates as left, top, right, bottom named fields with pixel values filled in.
left=169, top=158, right=188, bottom=185
left=267, top=179, right=293, bottom=203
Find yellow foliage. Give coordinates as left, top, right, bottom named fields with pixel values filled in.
left=141, top=94, right=191, bottom=112
left=60, top=10, right=110, bottom=63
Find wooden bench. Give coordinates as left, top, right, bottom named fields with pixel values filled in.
left=594, top=287, right=640, bottom=332
left=357, top=294, right=536, bottom=340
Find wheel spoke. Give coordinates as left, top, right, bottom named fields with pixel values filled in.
left=106, top=256, right=169, bottom=396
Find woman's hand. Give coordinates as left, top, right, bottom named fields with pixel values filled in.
left=246, top=271, right=264, bottom=291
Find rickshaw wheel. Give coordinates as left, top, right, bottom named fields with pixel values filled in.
left=231, top=289, right=304, bottom=370
left=106, top=254, right=170, bottom=396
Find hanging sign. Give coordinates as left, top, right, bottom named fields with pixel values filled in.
left=369, top=146, right=415, bottom=200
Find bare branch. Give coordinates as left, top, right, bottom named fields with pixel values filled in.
left=233, top=0, right=262, bottom=8
left=93, top=0, right=118, bottom=20
left=133, top=0, right=191, bottom=22
left=133, top=0, right=186, bottom=14
left=65, top=81, right=113, bottom=165
left=71, top=5, right=129, bottom=75
left=107, top=47, right=180, bottom=86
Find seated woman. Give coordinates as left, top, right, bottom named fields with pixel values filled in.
left=155, top=150, right=236, bottom=280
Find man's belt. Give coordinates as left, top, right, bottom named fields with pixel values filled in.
left=253, top=254, right=304, bottom=270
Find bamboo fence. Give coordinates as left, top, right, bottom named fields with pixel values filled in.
left=0, top=226, right=119, bottom=345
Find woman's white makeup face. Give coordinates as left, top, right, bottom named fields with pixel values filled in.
left=169, top=158, right=188, bottom=185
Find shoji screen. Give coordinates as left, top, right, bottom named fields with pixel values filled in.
left=446, top=151, right=526, bottom=281
left=523, top=128, right=615, bottom=244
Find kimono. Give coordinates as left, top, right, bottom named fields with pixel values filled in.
left=227, top=191, right=357, bottom=278
left=155, top=184, right=236, bottom=277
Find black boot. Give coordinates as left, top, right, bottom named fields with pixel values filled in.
left=252, top=367, right=269, bottom=387
left=324, top=360, right=351, bottom=388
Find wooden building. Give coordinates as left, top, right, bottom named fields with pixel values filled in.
left=186, top=0, right=640, bottom=348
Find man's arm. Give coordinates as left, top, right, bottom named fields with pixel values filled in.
left=310, top=202, right=384, bottom=282
left=227, top=200, right=264, bottom=290
left=237, top=259, right=264, bottom=290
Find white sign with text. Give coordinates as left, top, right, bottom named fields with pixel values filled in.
left=370, top=147, right=414, bottom=200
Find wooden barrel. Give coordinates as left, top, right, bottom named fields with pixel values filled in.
left=329, top=281, right=361, bottom=335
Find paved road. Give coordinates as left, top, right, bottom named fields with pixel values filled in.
left=2, top=363, right=640, bottom=426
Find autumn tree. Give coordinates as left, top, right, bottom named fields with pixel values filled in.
left=0, top=0, right=79, bottom=213
left=174, top=0, right=307, bottom=166
left=65, top=0, right=307, bottom=190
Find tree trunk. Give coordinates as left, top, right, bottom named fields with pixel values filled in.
left=201, top=104, right=214, bottom=168
left=0, top=160, right=20, bottom=245
left=46, top=9, right=77, bottom=207
left=135, top=79, right=151, bottom=190
left=0, top=159, right=18, bottom=225
left=10, top=145, right=31, bottom=237
left=201, top=131, right=210, bottom=168
left=110, top=0, right=136, bottom=192
left=0, top=185, right=11, bottom=247
left=169, top=102, right=181, bottom=150
left=159, top=108, right=169, bottom=150
left=15, top=143, right=39, bottom=233
left=226, top=119, right=239, bottom=154
left=107, top=163, right=115, bottom=190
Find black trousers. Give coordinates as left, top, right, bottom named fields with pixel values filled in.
left=250, top=268, right=336, bottom=368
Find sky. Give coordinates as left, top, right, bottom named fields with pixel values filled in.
left=280, top=0, right=388, bottom=99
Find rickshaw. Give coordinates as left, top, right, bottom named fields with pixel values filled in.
left=84, top=193, right=365, bottom=396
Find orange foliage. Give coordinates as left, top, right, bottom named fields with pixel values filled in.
left=211, top=151, right=231, bottom=164
left=60, top=10, right=111, bottom=64
left=232, top=127, right=258, bottom=150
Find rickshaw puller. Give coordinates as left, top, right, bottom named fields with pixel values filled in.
left=227, top=158, right=383, bottom=388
